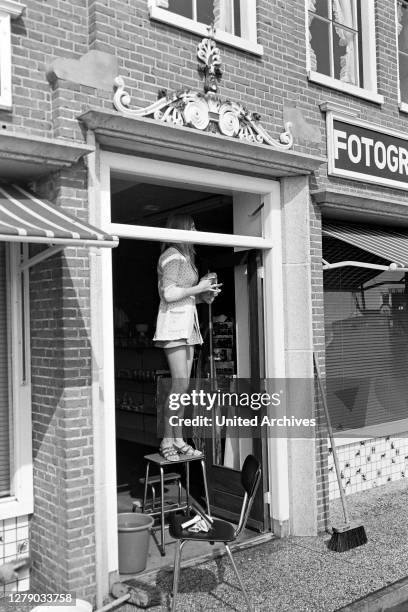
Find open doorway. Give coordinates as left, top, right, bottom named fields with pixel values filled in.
left=110, top=177, right=270, bottom=574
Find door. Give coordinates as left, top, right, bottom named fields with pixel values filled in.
left=197, top=249, right=268, bottom=531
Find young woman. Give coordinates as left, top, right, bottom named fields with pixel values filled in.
left=153, top=214, right=221, bottom=461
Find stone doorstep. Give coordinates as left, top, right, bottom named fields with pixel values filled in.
left=336, top=576, right=408, bottom=612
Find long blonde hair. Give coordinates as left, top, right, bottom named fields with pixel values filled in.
left=161, top=214, right=196, bottom=264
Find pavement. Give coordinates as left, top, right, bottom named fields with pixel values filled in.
left=132, top=478, right=408, bottom=611
left=3, top=478, right=408, bottom=612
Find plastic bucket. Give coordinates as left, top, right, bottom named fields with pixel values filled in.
left=118, top=512, right=154, bottom=574
left=31, top=600, right=92, bottom=612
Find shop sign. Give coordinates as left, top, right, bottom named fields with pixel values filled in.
left=327, top=114, right=408, bottom=191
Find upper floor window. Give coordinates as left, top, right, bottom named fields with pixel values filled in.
left=306, top=0, right=382, bottom=104
left=148, top=0, right=262, bottom=56
left=168, top=0, right=241, bottom=37
left=309, top=0, right=362, bottom=86
left=397, top=1, right=408, bottom=106
left=0, top=1, right=25, bottom=110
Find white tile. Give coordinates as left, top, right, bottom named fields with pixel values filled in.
left=3, top=530, right=16, bottom=544
left=3, top=518, right=16, bottom=531
left=17, top=578, right=29, bottom=591
left=4, top=542, right=17, bottom=558
left=16, top=526, right=28, bottom=540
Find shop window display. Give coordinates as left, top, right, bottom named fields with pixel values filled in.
left=323, top=234, right=408, bottom=434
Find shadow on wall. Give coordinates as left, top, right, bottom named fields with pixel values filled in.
left=29, top=248, right=95, bottom=597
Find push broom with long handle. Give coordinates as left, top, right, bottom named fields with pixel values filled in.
left=313, top=353, right=367, bottom=552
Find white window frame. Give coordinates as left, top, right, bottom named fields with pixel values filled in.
left=396, top=0, right=408, bottom=113
left=0, top=1, right=25, bottom=110
left=148, top=0, right=263, bottom=56
left=305, top=0, right=383, bottom=104
left=0, top=243, right=33, bottom=520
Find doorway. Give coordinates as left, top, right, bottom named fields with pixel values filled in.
left=93, top=152, right=285, bottom=579
left=110, top=178, right=270, bottom=570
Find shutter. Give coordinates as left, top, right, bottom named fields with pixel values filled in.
left=324, top=244, right=408, bottom=433
left=0, top=242, right=10, bottom=497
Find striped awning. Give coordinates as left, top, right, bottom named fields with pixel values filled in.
left=0, top=183, right=118, bottom=247
left=322, top=220, right=408, bottom=267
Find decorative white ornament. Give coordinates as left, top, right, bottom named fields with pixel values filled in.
left=184, top=100, right=210, bottom=130
left=218, top=103, right=240, bottom=137
left=112, top=77, right=294, bottom=151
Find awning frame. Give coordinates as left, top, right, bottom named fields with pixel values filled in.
left=322, top=258, right=408, bottom=273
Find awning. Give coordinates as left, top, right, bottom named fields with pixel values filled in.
left=322, top=220, right=408, bottom=270
left=0, top=183, right=118, bottom=248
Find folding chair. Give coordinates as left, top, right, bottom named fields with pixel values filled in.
left=169, top=454, right=261, bottom=612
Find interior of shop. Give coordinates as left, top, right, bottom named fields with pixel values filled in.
left=323, top=230, right=408, bottom=433
left=110, top=177, right=265, bottom=574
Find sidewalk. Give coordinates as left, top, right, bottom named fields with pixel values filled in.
left=135, top=478, right=408, bottom=611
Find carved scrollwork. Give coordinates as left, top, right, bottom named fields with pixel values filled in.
left=184, top=99, right=210, bottom=130
left=112, top=76, right=294, bottom=151
left=218, top=102, right=240, bottom=138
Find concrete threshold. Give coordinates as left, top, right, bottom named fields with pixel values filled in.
left=336, top=575, right=408, bottom=612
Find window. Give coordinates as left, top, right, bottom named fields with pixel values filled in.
left=306, top=0, right=382, bottom=103
left=0, top=243, right=10, bottom=498
left=323, top=229, right=408, bottom=437
left=167, top=0, right=241, bottom=37
left=397, top=1, right=408, bottom=107
left=0, top=243, right=33, bottom=520
left=148, top=0, right=262, bottom=55
left=0, top=1, right=25, bottom=110
left=309, top=0, right=362, bottom=86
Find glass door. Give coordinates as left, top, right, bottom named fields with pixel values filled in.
left=194, top=249, right=268, bottom=531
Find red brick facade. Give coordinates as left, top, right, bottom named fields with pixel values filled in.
left=3, top=0, right=407, bottom=593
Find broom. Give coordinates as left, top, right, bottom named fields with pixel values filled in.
left=314, top=353, right=367, bottom=552
left=95, top=580, right=163, bottom=611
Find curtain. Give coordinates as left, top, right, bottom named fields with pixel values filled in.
left=398, top=1, right=404, bottom=35
left=213, top=0, right=234, bottom=34
left=333, top=0, right=357, bottom=85
left=308, top=0, right=317, bottom=71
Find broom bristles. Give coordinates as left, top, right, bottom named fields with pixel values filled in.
left=328, top=524, right=367, bottom=552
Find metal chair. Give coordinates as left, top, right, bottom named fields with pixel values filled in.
left=169, top=454, right=261, bottom=612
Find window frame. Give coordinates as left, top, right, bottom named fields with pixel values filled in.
left=396, top=0, right=408, bottom=113
left=148, top=0, right=263, bottom=56
left=0, top=243, right=33, bottom=520
left=0, top=1, right=25, bottom=110
left=306, top=0, right=383, bottom=104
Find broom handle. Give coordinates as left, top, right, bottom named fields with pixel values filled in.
left=208, top=302, right=214, bottom=380
left=95, top=594, right=130, bottom=612
left=313, top=353, right=350, bottom=525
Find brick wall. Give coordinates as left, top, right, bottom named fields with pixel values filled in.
left=29, top=166, right=95, bottom=599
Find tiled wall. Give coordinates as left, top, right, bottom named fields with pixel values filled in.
left=0, top=516, right=30, bottom=593
left=328, top=435, right=408, bottom=499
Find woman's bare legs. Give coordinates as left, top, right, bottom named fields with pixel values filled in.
left=161, top=345, right=197, bottom=454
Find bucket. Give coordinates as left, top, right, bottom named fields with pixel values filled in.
left=118, top=512, right=154, bottom=574
left=31, top=599, right=92, bottom=612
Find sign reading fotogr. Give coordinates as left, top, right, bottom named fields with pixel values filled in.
left=327, top=114, right=408, bottom=191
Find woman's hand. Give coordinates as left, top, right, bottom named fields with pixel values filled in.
left=197, top=278, right=222, bottom=293
left=197, top=277, right=222, bottom=303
